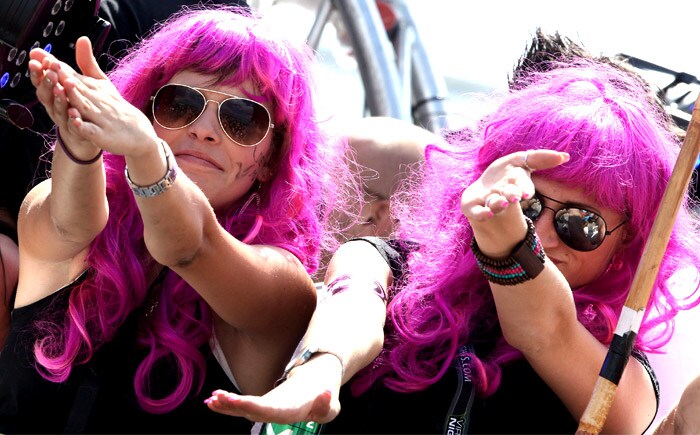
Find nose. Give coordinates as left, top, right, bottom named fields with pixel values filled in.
left=532, top=208, right=561, bottom=250
left=188, top=100, right=223, bottom=143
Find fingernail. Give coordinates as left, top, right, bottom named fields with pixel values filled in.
left=510, top=197, right=521, bottom=203
left=44, top=77, right=52, bottom=85
left=500, top=200, right=509, bottom=207
left=204, top=398, right=212, bottom=404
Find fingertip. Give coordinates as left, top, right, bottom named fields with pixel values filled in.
left=560, top=152, right=571, bottom=163
left=67, top=107, right=81, bottom=120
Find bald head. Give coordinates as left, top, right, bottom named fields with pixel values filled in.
left=345, top=116, right=443, bottom=199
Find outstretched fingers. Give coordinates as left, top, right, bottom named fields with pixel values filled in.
left=461, top=150, right=569, bottom=221
left=205, top=386, right=338, bottom=424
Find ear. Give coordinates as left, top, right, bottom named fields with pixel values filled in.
left=370, top=199, right=393, bottom=237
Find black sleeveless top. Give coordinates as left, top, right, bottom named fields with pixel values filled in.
left=320, top=238, right=660, bottom=434
left=0, top=273, right=252, bottom=434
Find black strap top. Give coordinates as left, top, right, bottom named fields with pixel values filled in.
left=0, top=271, right=250, bottom=434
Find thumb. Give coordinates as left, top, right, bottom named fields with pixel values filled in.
left=308, top=390, right=334, bottom=423
left=75, top=36, right=107, bottom=80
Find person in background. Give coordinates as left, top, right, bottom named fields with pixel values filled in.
left=0, top=7, right=354, bottom=433
left=340, top=116, right=442, bottom=239
left=206, top=59, right=700, bottom=434
left=655, top=372, right=700, bottom=434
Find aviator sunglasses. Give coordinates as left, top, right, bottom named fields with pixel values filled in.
left=151, top=83, right=275, bottom=147
left=519, top=193, right=626, bottom=252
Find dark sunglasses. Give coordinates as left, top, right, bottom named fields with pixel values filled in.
left=520, top=193, right=626, bottom=252
left=151, top=83, right=274, bottom=147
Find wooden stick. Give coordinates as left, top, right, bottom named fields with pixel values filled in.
left=577, top=95, right=700, bottom=434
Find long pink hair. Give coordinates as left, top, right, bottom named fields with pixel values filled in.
left=34, top=7, right=353, bottom=412
left=372, top=60, right=700, bottom=396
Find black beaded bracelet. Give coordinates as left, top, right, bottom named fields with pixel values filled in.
left=470, top=217, right=545, bottom=286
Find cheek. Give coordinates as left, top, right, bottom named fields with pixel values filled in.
left=251, top=142, right=276, bottom=181
left=561, top=249, right=617, bottom=288
left=153, top=125, right=181, bottom=144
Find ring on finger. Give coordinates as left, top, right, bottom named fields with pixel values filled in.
left=522, top=152, right=533, bottom=173
left=485, top=194, right=503, bottom=209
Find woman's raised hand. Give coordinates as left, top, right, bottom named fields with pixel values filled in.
left=460, top=150, right=569, bottom=256
left=29, top=37, right=158, bottom=157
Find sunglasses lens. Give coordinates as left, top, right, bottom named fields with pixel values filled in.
left=153, top=85, right=205, bottom=129
left=554, top=209, right=606, bottom=252
left=219, top=98, right=271, bottom=146
left=520, top=196, right=543, bottom=221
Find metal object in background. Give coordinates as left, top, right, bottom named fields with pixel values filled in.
left=620, top=54, right=699, bottom=131
left=307, top=0, right=450, bottom=133
left=0, top=0, right=110, bottom=129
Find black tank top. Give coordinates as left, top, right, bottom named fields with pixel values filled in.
left=0, top=273, right=252, bottom=434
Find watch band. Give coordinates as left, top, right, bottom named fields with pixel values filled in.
left=125, top=139, right=178, bottom=198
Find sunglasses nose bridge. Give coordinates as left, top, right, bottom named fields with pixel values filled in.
left=180, top=98, right=227, bottom=143
left=529, top=210, right=563, bottom=252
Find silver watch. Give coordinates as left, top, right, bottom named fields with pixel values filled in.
left=125, top=140, right=178, bottom=198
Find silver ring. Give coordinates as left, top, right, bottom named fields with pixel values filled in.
left=485, top=196, right=496, bottom=209
left=522, top=152, right=533, bottom=173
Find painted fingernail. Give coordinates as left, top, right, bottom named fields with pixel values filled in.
left=510, top=196, right=521, bottom=203
left=500, top=200, right=509, bottom=207
left=44, top=77, right=52, bottom=85
left=204, top=398, right=212, bottom=404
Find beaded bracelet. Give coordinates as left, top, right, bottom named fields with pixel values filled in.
left=56, top=131, right=103, bottom=165
left=470, top=216, right=545, bottom=286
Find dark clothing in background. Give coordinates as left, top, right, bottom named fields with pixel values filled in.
left=0, top=0, right=249, bottom=219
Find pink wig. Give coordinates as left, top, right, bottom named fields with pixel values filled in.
left=378, top=60, right=700, bottom=396
left=35, top=7, right=352, bottom=412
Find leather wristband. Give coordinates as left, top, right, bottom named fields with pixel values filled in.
left=125, top=139, right=178, bottom=198
left=471, top=217, right=546, bottom=286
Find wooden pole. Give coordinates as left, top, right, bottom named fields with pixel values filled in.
left=577, top=95, right=700, bottom=434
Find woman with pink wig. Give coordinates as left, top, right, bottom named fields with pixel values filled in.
left=207, top=60, right=700, bottom=434
left=0, top=7, right=353, bottom=433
